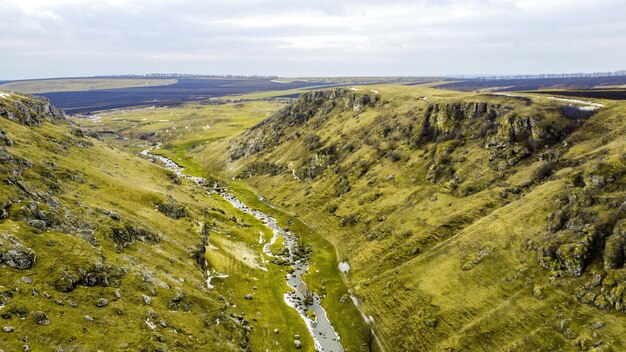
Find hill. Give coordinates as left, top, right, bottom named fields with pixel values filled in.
left=0, top=91, right=371, bottom=352
left=198, top=85, right=626, bottom=350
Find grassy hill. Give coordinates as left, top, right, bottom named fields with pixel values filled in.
left=0, top=91, right=375, bottom=351
left=193, top=85, right=626, bottom=351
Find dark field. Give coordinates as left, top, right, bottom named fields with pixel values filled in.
left=437, top=76, right=626, bottom=92
left=531, top=89, right=626, bottom=100
left=38, top=78, right=328, bottom=114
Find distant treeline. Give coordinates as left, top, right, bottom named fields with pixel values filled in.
left=101, top=73, right=280, bottom=79
left=462, top=70, right=626, bottom=81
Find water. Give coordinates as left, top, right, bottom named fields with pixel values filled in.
left=141, top=144, right=344, bottom=352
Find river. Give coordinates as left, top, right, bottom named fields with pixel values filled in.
left=141, top=145, right=344, bottom=352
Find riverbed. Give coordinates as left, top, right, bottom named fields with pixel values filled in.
left=141, top=144, right=344, bottom=352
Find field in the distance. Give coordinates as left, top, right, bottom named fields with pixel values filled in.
left=0, top=78, right=177, bottom=94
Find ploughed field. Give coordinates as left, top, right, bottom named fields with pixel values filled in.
left=438, top=75, right=626, bottom=92
left=38, top=78, right=329, bottom=114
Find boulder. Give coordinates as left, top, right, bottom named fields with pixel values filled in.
left=95, top=298, right=109, bottom=307
left=142, top=294, right=152, bottom=305
left=0, top=237, right=36, bottom=269
left=31, top=311, right=50, bottom=326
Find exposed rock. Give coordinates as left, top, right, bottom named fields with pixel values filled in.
left=294, top=339, right=302, bottom=349
left=31, top=311, right=50, bottom=325
left=229, top=88, right=378, bottom=161
left=106, top=223, right=160, bottom=251
left=95, top=298, right=109, bottom=307
left=0, top=95, right=65, bottom=126
left=0, top=129, right=12, bottom=147
left=156, top=200, right=187, bottom=220
left=0, top=235, right=36, bottom=269
left=53, top=264, right=125, bottom=292
left=3, top=326, right=14, bottom=332
left=142, top=294, right=152, bottom=305
left=244, top=294, right=253, bottom=300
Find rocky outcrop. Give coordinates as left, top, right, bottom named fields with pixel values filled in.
left=105, top=223, right=161, bottom=251
left=156, top=198, right=187, bottom=219
left=229, top=88, right=379, bottom=160
left=0, top=234, right=36, bottom=270
left=53, top=264, right=126, bottom=292
left=0, top=95, right=65, bottom=126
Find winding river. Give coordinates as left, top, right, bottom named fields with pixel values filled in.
left=141, top=145, right=344, bottom=352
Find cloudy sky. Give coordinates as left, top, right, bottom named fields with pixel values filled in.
left=1, top=0, right=625, bottom=79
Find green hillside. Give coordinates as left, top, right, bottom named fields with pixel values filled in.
left=0, top=92, right=371, bottom=351
left=195, top=85, right=626, bottom=351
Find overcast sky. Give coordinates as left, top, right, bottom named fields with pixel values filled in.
left=1, top=0, right=625, bottom=79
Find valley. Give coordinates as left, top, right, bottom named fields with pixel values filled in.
left=1, top=80, right=625, bottom=351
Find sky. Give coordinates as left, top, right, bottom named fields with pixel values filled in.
left=1, top=0, right=625, bottom=79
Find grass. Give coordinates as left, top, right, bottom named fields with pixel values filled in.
left=69, top=82, right=626, bottom=350
left=0, top=78, right=177, bottom=94
left=194, top=83, right=626, bottom=350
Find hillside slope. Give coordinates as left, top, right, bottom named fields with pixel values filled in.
left=0, top=92, right=256, bottom=351
left=202, top=86, right=626, bottom=350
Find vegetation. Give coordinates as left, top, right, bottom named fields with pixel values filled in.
left=6, top=80, right=626, bottom=351
left=196, top=84, right=626, bottom=350
left=0, top=78, right=177, bottom=94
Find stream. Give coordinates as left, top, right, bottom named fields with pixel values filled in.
left=141, top=144, right=344, bottom=352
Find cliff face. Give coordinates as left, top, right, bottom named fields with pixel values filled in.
left=0, top=92, right=65, bottom=126
left=218, top=86, right=626, bottom=351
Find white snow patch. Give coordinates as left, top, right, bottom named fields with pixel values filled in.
left=370, top=89, right=379, bottom=94
left=0, top=93, right=11, bottom=99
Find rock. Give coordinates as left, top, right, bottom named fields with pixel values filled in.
left=31, top=288, right=39, bottom=296
left=3, top=326, right=14, bottom=332
left=244, top=294, right=253, bottom=300
left=84, top=315, right=94, bottom=322
left=274, top=328, right=279, bottom=334
left=21, top=277, right=32, bottom=284
left=156, top=200, right=187, bottom=220
left=43, top=292, right=51, bottom=298
left=142, top=294, right=152, bottom=305
left=0, top=242, right=36, bottom=269
left=294, top=339, right=302, bottom=349
left=31, top=311, right=50, bottom=326
left=95, top=298, right=109, bottom=307
left=294, top=334, right=300, bottom=339
left=603, top=234, right=625, bottom=270
left=0, top=129, right=12, bottom=147
left=26, top=219, right=46, bottom=231
left=339, top=293, right=349, bottom=303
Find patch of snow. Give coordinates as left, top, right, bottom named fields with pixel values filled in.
left=370, top=89, right=379, bottom=94
left=0, top=93, right=10, bottom=99
left=350, top=87, right=361, bottom=91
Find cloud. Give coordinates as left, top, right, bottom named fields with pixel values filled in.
left=0, top=0, right=624, bottom=79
